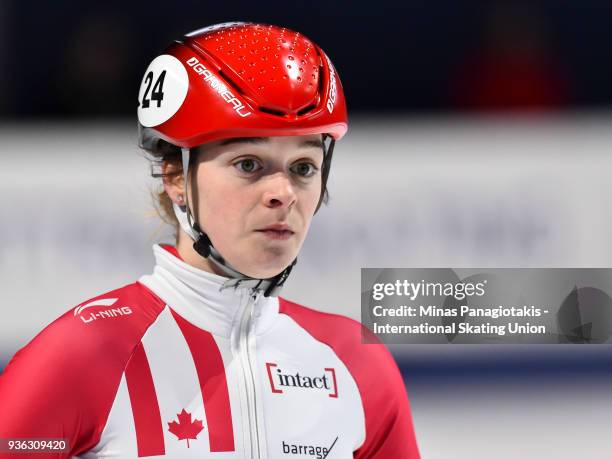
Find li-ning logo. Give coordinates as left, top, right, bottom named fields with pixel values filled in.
left=325, top=55, right=337, bottom=114
left=74, top=298, right=133, bottom=324
left=266, top=362, right=338, bottom=398
left=185, top=56, right=252, bottom=118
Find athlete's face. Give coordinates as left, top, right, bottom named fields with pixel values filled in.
left=184, top=135, right=324, bottom=279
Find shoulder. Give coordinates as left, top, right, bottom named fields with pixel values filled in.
left=9, top=281, right=166, bottom=369
left=0, top=282, right=166, bottom=452
left=278, top=297, right=400, bottom=383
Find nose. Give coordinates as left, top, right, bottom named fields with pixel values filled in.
left=262, top=173, right=297, bottom=209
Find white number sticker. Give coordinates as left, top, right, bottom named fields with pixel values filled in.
left=137, top=55, right=188, bottom=127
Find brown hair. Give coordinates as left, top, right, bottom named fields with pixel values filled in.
left=144, top=139, right=183, bottom=235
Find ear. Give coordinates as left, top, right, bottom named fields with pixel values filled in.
left=161, top=160, right=185, bottom=205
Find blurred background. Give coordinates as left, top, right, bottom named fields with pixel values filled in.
left=2, top=1, right=612, bottom=457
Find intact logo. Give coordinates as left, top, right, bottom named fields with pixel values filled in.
left=74, top=298, right=133, bottom=324
left=325, top=55, right=337, bottom=114
left=266, top=363, right=338, bottom=398
left=185, top=56, right=252, bottom=118
left=282, top=437, right=338, bottom=459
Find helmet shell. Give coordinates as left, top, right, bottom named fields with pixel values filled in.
left=138, top=22, right=348, bottom=149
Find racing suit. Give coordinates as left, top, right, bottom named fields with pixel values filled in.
left=0, top=244, right=420, bottom=458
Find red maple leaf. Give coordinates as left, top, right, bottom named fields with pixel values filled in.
left=167, top=408, right=205, bottom=448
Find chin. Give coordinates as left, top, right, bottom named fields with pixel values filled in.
left=235, top=252, right=296, bottom=279
left=240, top=263, right=290, bottom=280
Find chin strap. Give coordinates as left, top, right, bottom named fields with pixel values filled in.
left=174, top=147, right=296, bottom=297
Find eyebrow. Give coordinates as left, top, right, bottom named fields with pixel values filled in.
left=219, top=136, right=324, bottom=150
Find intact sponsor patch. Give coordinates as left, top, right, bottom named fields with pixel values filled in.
left=266, top=362, right=338, bottom=398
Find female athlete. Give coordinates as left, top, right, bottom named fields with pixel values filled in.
left=0, top=22, right=420, bottom=458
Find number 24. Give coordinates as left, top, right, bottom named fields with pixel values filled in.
left=141, top=70, right=166, bottom=108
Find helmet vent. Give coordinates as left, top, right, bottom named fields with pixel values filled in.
left=317, top=64, right=325, bottom=97
left=296, top=103, right=317, bottom=116
left=217, top=69, right=247, bottom=96
left=259, top=106, right=286, bottom=117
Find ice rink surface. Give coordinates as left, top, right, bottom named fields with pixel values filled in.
left=1, top=115, right=611, bottom=457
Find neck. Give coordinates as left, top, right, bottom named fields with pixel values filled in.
left=176, top=229, right=229, bottom=278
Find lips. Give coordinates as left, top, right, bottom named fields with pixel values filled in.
left=259, top=223, right=293, bottom=232
left=256, top=223, right=295, bottom=240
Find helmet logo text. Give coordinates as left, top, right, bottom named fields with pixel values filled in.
left=186, top=57, right=252, bottom=118
left=325, top=56, right=337, bottom=114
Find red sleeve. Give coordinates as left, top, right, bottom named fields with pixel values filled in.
left=0, top=283, right=166, bottom=458
left=279, top=298, right=420, bottom=459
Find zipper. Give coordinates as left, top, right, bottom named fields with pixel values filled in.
left=238, top=288, right=263, bottom=459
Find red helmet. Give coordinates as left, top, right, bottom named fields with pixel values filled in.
left=137, top=22, right=348, bottom=149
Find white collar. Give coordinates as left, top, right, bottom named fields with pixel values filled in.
left=138, top=244, right=279, bottom=338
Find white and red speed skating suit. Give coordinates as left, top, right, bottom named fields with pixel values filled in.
left=0, top=244, right=420, bottom=458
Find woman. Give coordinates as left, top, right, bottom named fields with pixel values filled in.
left=0, top=22, right=420, bottom=458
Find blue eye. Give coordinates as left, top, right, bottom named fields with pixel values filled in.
left=235, top=158, right=262, bottom=173
left=291, top=162, right=318, bottom=177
